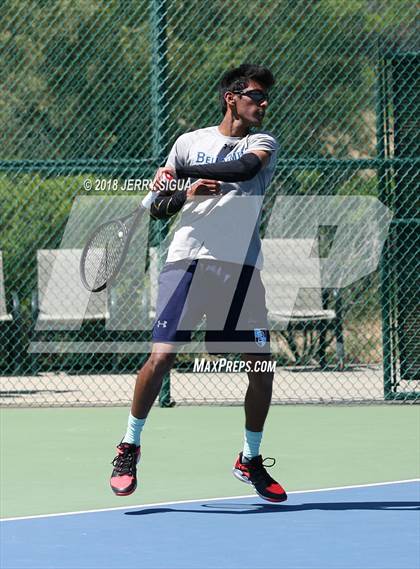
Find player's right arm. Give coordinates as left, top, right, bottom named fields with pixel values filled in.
left=150, top=176, right=221, bottom=219
left=150, top=135, right=220, bottom=219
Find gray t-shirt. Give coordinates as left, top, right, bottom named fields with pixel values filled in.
left=165, top=126, right=278, bottom=269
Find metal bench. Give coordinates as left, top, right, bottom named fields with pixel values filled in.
left=31, top=249, right=112, bottom=373
left=0, top=251, right=22, bottom=373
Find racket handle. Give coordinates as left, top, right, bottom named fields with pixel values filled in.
left=142, top=172, right=175, bottom=209
left=141, top=191, right=158, bottom=210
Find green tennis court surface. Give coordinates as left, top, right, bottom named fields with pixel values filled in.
left=1, top=405, right=419, bottom=519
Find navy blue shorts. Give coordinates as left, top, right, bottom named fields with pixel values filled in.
left=152, top=259, right=270, bottom=354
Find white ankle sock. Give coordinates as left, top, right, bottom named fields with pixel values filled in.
left=122, top=413, right=146, bottom=446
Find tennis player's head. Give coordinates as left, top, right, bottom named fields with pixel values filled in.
left=219, top=64, right=274, bottom=127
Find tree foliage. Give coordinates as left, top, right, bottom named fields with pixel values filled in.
left=0, top=0, right=417, bottom=161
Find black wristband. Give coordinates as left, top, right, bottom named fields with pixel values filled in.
left=176, top=152, right=262, bottom=183
left=150, top=189, right=187, bottom=219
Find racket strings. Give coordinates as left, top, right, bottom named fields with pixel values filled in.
left=84, top=221, right=127, bottom=289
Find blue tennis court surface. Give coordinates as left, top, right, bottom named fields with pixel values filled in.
left=2, top=481, right=419, bottom=569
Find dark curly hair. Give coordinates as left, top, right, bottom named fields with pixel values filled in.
left=218, top=64, right=275, bottom=115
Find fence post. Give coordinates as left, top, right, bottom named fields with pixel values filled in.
left=376, top=50, right=393, bottom=400
left=150, top=0, right=174, bottom=407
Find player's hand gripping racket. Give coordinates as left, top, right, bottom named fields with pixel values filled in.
left=80, top=174, right=172, bottom=292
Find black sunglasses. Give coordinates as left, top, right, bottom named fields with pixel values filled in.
left=232, top=89, right=269, bottom=105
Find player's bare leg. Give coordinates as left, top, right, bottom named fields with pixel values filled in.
left=131, top=343, right=177, bottom=419
left=110, top=343, right=176, bottom=496
left=243, top=353, right=273, bottom=432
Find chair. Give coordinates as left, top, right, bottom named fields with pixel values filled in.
left=31, top=249, right=112, bottom=373
left=261, top=238, right=344, bottom=368
left=0, top=251, right=22, bottom=373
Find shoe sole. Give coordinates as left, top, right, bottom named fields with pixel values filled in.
left=232, top=467, right=252, bottom=484
left=232, top=468, right=287, bottom=503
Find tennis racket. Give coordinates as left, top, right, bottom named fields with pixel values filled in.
left=80, top=173, right=173, bottom=292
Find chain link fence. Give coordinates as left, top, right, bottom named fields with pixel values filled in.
left=1, top=0, right=418, bottom=406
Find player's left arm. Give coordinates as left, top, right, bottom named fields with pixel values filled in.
left=169, top=148, right=272, bottom=183
left=149, top=151, right=265, bottom=218
left=246, top=149, right=271, bottom=168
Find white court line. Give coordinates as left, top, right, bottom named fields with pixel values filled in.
left=1, top=478, right=419, bottom=523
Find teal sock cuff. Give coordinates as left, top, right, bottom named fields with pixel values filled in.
left=122, top=413, right=146, bottom=446
left=243, top=428, right=263, bottom=461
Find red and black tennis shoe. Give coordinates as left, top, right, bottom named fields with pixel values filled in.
left=110, top=442, right=140, bottom=496
left=233, top=452, right=287, bottom=502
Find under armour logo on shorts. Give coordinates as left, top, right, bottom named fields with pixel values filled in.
left=157, top=320, right=168, bottom=328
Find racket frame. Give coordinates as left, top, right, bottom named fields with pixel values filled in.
left=80, top=207, right=143, bottom=292
left=80, top=183, right=169, bottom=292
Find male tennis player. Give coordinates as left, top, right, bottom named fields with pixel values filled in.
left=110, top=64, right=287, bottom=503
